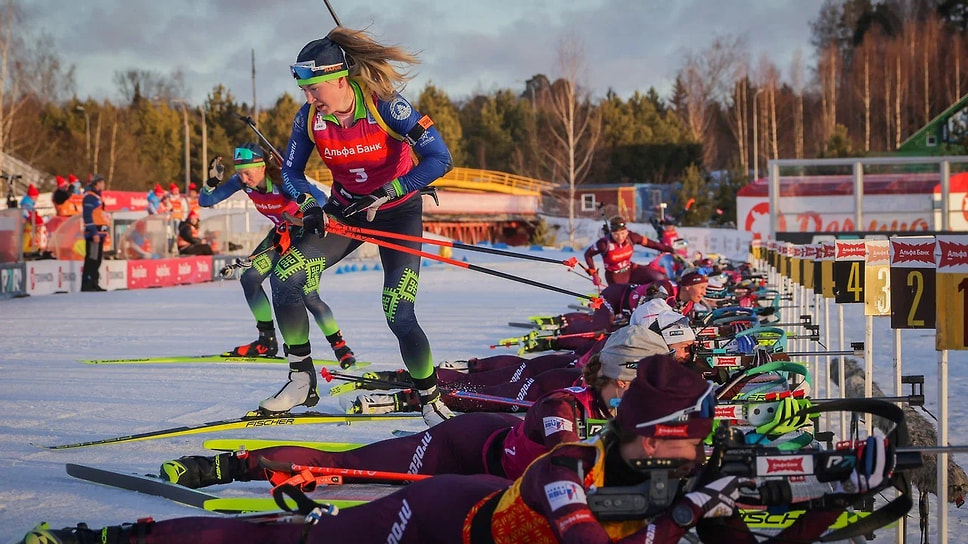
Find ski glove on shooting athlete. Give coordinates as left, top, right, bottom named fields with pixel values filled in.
left=297, top=194, right=326, bottom=237
left=343, top=179, right=405, bottom=222
left=684, top=475, right=750, bottom=518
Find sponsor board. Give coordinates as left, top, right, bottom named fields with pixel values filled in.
left=0, top=262, right=25, bottom=296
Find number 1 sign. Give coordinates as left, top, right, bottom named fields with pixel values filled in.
left=936, top=235, right=968, bottom=350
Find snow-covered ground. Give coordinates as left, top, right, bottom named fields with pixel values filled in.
left=1, top=242, right=967, bottom=543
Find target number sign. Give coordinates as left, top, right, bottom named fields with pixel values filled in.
left=889, top=236, right=936, bottom=330
left=936, top=235, right=968, bottom=350
left=834, top=241, right=866, bottom=304
left=864, top=240, right=890, bottom=317
left=819, top=241, right=836, bottom=298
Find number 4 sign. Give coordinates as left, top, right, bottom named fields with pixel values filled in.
left=936, top=235, right=968, bottom=350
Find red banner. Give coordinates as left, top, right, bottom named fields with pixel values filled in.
left=890, top=241, right=936, bottom=265
left=101, top=191, right=151, bottom=212
left=127, top=256, right=213, bottom=289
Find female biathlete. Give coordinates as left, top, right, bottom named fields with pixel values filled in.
left=271, top=28, right=454, bottom=425
left=200, top=144, right=356, bottom=366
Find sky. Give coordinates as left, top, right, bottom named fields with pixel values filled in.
left=2, top=219, right=968, bottom=540
left=24, top=0, right=826, bottom=108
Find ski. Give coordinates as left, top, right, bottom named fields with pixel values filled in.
left=80, top=355, right=287, bottom=365
left=65, top=463, right=370, bottom=514
left=204, top=497, right=368, bottom=513
left=507, top=321, right=540, bottom=329
left=80, top=355, right=370, bottom=367
left=203, top=438, right=365, bottom=452
left=207, top=485, right=396, bottom=513
left=507, top=322, right=558, bottom=331
left=391, top=429, right=419, bottom=438
left=36, top=412, right=421, bottom=450
left=66, top=463, right=218, bottom=509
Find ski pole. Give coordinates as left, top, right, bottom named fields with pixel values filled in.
left=219, top=243, right=280, bottom=278
left=328, top=221, right=590, bottom=271
left=262, top=457, right=431, bottom=484
left=238, top=115, right=285, bottom=163
left=322, top=0, right=342, bottom=25
left=319, top=367, right=412, bottom=390
left=448, top=390, right=534, bottom=409
left=315, top=218, right=601, bottom=303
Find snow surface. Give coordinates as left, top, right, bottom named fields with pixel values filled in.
left=2, top=240, right=968, bottom=542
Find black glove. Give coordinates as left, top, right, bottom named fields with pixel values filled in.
left=343, top=180, right=405, bottom=222
left=297, top=194, right=326, bottom=237
left=208, top=156, right=225, bottom=181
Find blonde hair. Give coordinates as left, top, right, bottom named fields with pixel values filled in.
left=327, top=27, right=418, bottom=101
left=582, top=354, right=613, bottom=391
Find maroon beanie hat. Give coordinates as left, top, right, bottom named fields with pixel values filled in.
left=613, top=354, right=714, bottom=439
left=678, top=268, right=708, bottom=287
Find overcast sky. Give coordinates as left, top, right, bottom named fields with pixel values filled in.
left=25, top=0, right=825, bottom=108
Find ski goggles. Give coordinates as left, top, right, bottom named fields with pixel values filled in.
left=609, top=221, right=627, bottom=232
left=636, top=380, right=716, bottom=431
left=233, top=147, right=265, bottom=169
left=290, top=60, right=348, bottom=85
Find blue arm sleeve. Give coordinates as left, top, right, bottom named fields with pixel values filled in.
left=377, top=94, right=453, bottom=193
left=198, top=175, right=244, bottom=207
left=307, top=183, right=329, bottom=202
left=82, top=195, right=97, bottom=225
left=280, top=103, right=322, bottom=203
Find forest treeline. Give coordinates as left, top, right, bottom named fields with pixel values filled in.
left=3, top=0, right=968, bottom=226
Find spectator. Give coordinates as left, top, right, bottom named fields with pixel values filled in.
left=52, top=175, right=82, bottom=217
left=168, top=182, right=187, bottom=222
left=125, top=220, right=159, bottom=260
left=19, top=183, right=39, bottom=220
left=186, top=182, right=200, bottom=217
left=52, top=176, right=71, bottom=214
left=176, top=209, right=213, bottom=255
left=147, top=184, right=169, bottom=215
left=81, top=174, right=109, bottom=292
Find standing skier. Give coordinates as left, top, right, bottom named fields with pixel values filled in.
left=199, top=144, right=356, bottom=367
left=584, top=216, right=675, bottom=287
left=274, top=27, right=454, bottom=425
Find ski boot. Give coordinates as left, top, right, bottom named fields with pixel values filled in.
left=358, top=369, right=413, bottom=390
left=326, top=330, right=357, bottom=369
left=412, top=374, right=455, bottom=426
left=350, top=389, right=420, bottom=414
left=227, top=321, right=278, bottom=357
left=160, top=452, right=245, bottom=489
left=421, top=396, right=455, bottom=427
left=527, top=315, right=565, bottom=330
left=259, top=345, right=319, bottom=414
left=521, top=335, right=555, bottom=354
left=19, top=521, right=139, bottom=544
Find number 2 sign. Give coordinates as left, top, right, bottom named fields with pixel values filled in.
left=889, top=236, right=936, bottom=330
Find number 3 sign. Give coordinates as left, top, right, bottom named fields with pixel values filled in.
left=936, top=235, right=968, bottom=350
